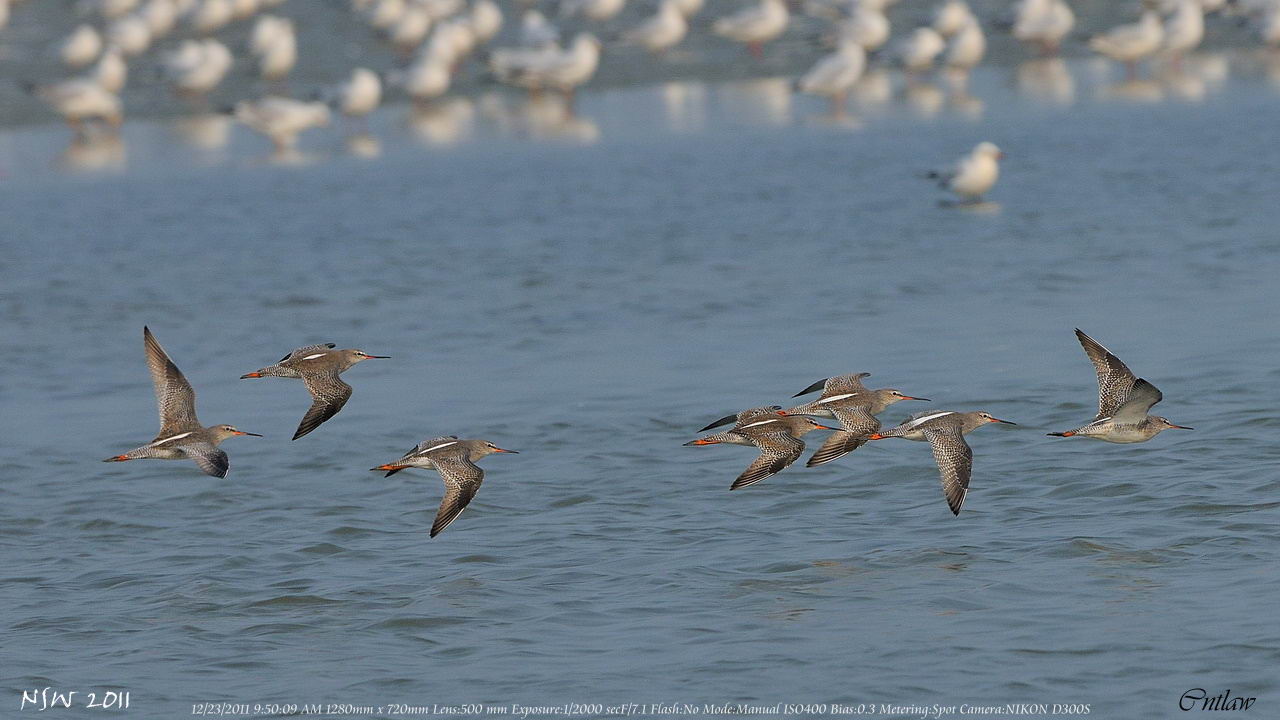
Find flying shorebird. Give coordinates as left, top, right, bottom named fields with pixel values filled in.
left=240, top=343, right=389, bottom=440
left=1048, top=329, right=1192, bottom=443
left=371, top=436, right=518, bottom=537
left=684, top=406, right=839, bottom=490
left=869, top=410, right=1016, bottom=515
left=786, top=373, right=930, bottom=467
left=104, top=327, right=261, bottom=477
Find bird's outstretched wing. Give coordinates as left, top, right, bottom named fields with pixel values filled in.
left=1111, top=378, right=1163, bottom=424
left=923, top=425, right=973, bottom=516
left=1075, top=329, right=1137, bottom=420
left=294, top=372, right=352, bottom=440
left=144, top=327, right=200, bottom=436
left=430, top=457, right=485, bottom=538
left=806, top=405, right=879, bottom=467
left=181, top=441, right=230, bottom=478
left=731, top=431, right=804, bottom=490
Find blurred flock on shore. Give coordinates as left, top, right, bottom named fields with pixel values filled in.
left=2, top=0, right=1280, bottom=170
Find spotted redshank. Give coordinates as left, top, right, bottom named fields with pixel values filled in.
left=869, top=410, right=1015, bottom=515
left=787, top=373, right=930, bottom=466
left=104, top=327, right=261, bottom=478
left=240, top=343, right=389, bottom=440
left=1048, top=328, right=1191, bottom=443
left=371, top=436, right=518, bottom=538
left=684, top=406, right=839, bottom=490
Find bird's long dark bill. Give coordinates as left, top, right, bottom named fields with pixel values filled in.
left=1172, top=424, right=1193, bottom=430
left=905, top=396, right=931, bottom=402
left=494, top=448, right=519, bottom=453
left=992, top=418, right=1017, bottom=424
left=235, top=431, right=264, bottom=437
left=793, top=378, right=828, bottom=398
left=365, top=355, right=391, bottom=359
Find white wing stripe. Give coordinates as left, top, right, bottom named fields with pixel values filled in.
left=741, top=419, right=781, bottom=428
left=907, top=412, right=956, bottom=428
left=818, top=393, right=856, bottom=404
left=152, top=431, right=194, bottom=445
left=302, top=353, right=326, bottom=360
left=423, top=441, right=460, bottom=453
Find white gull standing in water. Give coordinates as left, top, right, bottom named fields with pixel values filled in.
left=622, top=0, right=688, bottom=54
left=1012, top=0, right=1074, bottom=56
left=928, top=141, right=1003, bottom=204
left=1089, top=10, right=1163, bottom=80
left=713, top=0, right=789, bottom=59
left=798, top=39, right=866, bottom=116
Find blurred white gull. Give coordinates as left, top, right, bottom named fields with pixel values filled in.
left=186, top=0, right=233, bottom=34
left=493, top=33, right=601, bottom=105
left=622, top=0, right=688, bottom=53
left=234, top=97, right=330, bottom=151
left=1012, top=0, right=1074, bottom=56
left=561, top=0, right=626, bottom=22
left=365, top=0, right=406, bottom=30
left=250, top=14, right=287, bottom=55
left=0, top=0, right=8, bottom=31
left=929, top=141, right=1003, bottom=203
left=331, top=67, right=382, bottom=118
left=520, top=9, right=560, bottom=48
left=58, top=25, right=104, bottom=68
left=392, top=56, right=452, bottom=102
left=107, top=12, right=152, bottom=56
left=713, top=0, right=789, bottom=58
left=933, top=0, right=974, bottom=37
left=142, top=0, right=179, bottom=38
left=1090, top=11, right=1163, bottom=79
left=469, top=0, right=503, bottom=44
left=25, top=78, right=123, bottom=133
left=421, top=18, right=477, bottom=70
left=798, top=39, right=865, bottom=115
left=230, top=0, right=260, bottom=20
left=835, top=2, right=890, bottom=53
left=1162, top=0, right=1204, bottom=66
left=93, top=46, right=129, bottom=93
left=386, top=4, right=432, bottom=52
left=899, top=26, right=945, bottom=73
left=163, top=38, right=233, bottom=97
left=944, top=16, right=985, bottom=72
left=255, top=17, right=297, bottom=82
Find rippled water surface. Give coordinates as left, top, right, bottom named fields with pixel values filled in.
left=3, top=52, right=1280, bottom=720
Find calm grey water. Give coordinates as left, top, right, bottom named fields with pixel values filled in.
left=3, top=53, right=1280, bottom=720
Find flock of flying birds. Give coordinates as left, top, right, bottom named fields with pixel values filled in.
left=8, top=0, right=1280, bottom=162
left=105, top=326, right=1191, bottom=536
